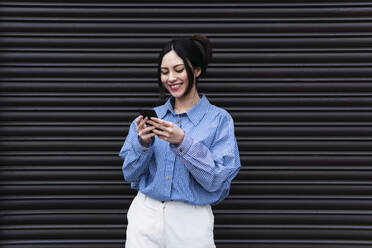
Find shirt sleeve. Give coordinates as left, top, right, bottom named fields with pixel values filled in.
left=170, top=113, right=241, bottom=193
left=118, top=117, right=154, bottom=182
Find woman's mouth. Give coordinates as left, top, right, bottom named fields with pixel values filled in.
left=169, top=83, right=182, bottom=92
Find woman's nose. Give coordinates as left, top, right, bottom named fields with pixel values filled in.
left=168, top=71, right=177, bottom=82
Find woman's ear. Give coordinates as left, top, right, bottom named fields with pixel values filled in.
left=194, top=67, right=202, bottom=78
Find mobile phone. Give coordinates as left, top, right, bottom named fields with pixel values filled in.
left=139, top=109, right=158, bottom=120
left=139, top=109, right=158, bottom=132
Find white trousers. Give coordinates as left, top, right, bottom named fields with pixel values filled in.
left=125, top=191, right=216, bottom=248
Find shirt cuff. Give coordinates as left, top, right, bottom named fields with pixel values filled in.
left=133, top=136, right=154, bottom=154
left=170, top=134, right=193, bottom=156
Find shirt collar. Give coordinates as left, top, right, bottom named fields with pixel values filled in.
left=156, top=94, right=210, bottom=126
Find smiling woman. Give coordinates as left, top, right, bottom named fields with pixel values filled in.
left=118, top=34, right=241, bottom=248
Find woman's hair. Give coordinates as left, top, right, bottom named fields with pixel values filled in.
left=157, top=34, right=213, bottom=103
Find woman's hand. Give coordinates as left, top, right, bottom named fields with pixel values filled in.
left=147, top=117, right=185, bottom=146
left=136, top=115, right=156, bottom=147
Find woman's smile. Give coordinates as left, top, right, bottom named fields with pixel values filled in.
left=169, top=83, right=183, bottom=92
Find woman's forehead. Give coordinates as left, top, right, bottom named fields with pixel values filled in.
left=161, top=50, right=184, bottom=67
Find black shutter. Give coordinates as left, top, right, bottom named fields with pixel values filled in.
left=1, top=1, right=372, bottom=247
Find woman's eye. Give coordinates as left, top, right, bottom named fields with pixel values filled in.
left=161, top=69, right=183, bottom=75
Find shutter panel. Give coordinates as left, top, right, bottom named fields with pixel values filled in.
left=1, top=1, right=372, bottom=247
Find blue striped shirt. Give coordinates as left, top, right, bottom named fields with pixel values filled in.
left=118, top=94, right=241, bottom=205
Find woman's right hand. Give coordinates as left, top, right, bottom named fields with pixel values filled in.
left=136, top=115, right=156, bottom=147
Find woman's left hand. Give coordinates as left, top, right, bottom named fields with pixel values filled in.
left=147, top=117, right=185, bottom=146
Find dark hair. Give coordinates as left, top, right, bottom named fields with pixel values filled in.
left=157, top=34, right=212, bottom=103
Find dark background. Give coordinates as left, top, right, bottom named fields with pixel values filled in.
left=1, top=0, right=372, bottom=247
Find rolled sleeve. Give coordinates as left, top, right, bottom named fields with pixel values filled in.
left=169, top=113, right=241, bottom=193
left=119, top=119, right=154, bottom=183
left=170, top=134, right=193, bottom=156
left=133, top=136, right=155, bottom=154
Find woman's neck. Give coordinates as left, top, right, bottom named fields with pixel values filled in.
left=174, top=90, right=201, bottom=114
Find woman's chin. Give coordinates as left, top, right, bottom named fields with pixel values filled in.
left=168, top=89, right=185, bottom=99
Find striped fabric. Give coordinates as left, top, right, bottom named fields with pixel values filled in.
left=118, top=94, right=241, bottom=205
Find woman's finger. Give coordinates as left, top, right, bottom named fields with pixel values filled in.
left=136, top=116, right=144, bottom=133
left=139, top=125, right=156, bottom=136
left=138, top=117, right=148, bottom=130
left=150, top=117, right=167, bottom=125
left=136, top=115, right=143, bottom=126
left=142, top=125, right=156, bottom=134
left=152, top=128, right=168, bottom=137
left=146, top=120, right=164, bottom=130
left=142, top=132, right=156, bottom=140
left=149, top=118, right=173, bottom=129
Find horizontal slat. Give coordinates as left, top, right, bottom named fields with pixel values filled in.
left=1, top=155, right=372, bottom=167
left=2, top=140, right=372, bottom=152
left=3, top=18, right=372, bottom=23
left=1, top=1, right=372, bottom=6
left=1, top=226, right=372, bottom=241
left=1, top=68, right=372, bottom=78
left=3, top=22, right=372, bottom=32
left=2, top=52, right=372, bottom=63
left=4, top=169, right=372, bottom=181
left=1, top=37, right=372, bottom=49
left=1, top=112, right=372, bottom=122
left=2, top=96, right=372, bottom=107
left=2, top=126, right=372, bottom=138
left=4, top=198, right=372, bottom=211
left=3, top=183, right=372, bottom=196
left=4, top=211, right=372, bottom=225
left=2, top=82, right=372, bottom=95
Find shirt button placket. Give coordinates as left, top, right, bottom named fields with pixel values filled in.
left=165, top=154, right=175, bottom=198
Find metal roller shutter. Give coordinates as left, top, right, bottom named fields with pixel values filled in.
left=1, top=1, right=372, bottom=247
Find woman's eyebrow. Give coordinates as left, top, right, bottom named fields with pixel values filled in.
left=161, top=64, right=184, bottom=69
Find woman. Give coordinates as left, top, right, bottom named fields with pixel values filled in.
left=118, top=34, right=241, bottom=248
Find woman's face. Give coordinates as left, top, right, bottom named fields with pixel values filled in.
left=160, top=50, right=199, bottom=99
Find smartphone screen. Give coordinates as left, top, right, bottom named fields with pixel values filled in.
left=138, top=109, right=158, bottom=132
left=139, top=109, right=158, bottom=120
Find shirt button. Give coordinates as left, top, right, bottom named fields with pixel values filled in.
left=143, top=149, right=148, bottom=153
left=179, top=148, right=184, bottom=153
left=176, top=120, right=180, bottom=124
left=166, top=176, right=171, bottom=180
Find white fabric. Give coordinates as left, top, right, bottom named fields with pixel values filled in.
left=125, top=191, right=216, bottom=248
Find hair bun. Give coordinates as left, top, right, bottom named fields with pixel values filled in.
left=191, top=34, right=212, bottom=66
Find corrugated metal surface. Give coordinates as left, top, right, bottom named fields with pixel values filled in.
left=1, top=1, right=372, bottom=247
